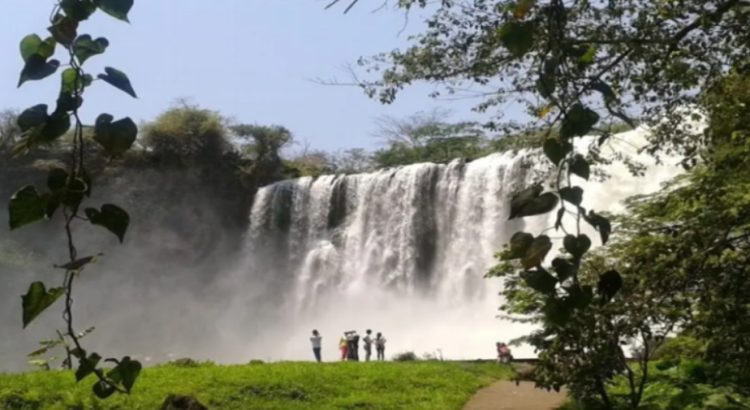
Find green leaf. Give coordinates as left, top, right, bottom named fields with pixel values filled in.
left=47, top=168, right=69, bottom=191
left=566, top=284, right=593, bottom=309
left=85, top=204, right=130, bottom=242
left=504, top=231, right=534, bottom=259
left=521, top=235, right=552, bottom=269
left=9, top=186, right=47, bottom=230
left=498, top=21, right=535, bottom=58
left=568, top=154, right=590, bottom=180
left=554, top=207, right=564, bottom=231
left=509, top=185, right=559, bottom=219
left=560, top=103, right=599, bottom=139
left=94, top=0, right=134, bottom=22
left=18, top=104, right=49, bottom=132
left=20, top=34, right=42, bottom=62
left=18, top=55, right=60, bottom=87
left=56, top=255, right=98, bottom=271
left=94, top=114, right=137, bottom=156
left=559, top=186, right=583, bottom=206
left=591, top=80, right=616, bottom=102
left=543, top=138, right=572, bottom=166
left=579, top=45, right=597, bottom=65
left=48, top=14, right=79, bottom=46
left=92, top=380, right=116, bottom=399
left=107, top=356, right=141, bottom=392
left=61, top=68, right=78, bottom=94
left=544, top=297, right=572, bottom=326
left=597, top=270, right=622, bottom=301
left=76, top=353, right=101, bottom=381
left=563, top=234, right=591, bottom=259
left=21, top=282, right=64, bottom=328
left=56, top=92, right=84, bottom=113
left=98, top=67, right=137, bottom=98
left=73, top=35, right=109, bottom=64
left=513, top=0, right=535, bottom=19
left=521, top=268, right=557, bottom=294
left=25, top=111, right=71, bottom=145
left=551, top=257, right=576, bottom=282
left=61, top=0, right=97, bottom=21
left=536, top=58, right=556, bottom=98
left=583, top=210, right=611, bottom=244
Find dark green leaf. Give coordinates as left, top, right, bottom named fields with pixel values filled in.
left=76, top=353, right=101, bottom=381
left=107, top=356, right=141, bottom=392
left=61, top=177, right=87, bottom=208
left=568, top=154, right=590, bottom=180
left=21, top=282, right=64, bottom=328
left=27, top=347, right=50, bottom=357
left=559, top=186, right=583, bottom=206
left=98, top=67, right=137, bottom=98
left=94, top=0, right=134, bottom=22
left=56, top=92, right=83, bottom=113
left=597, top=270, right=622, bottom=301
left=61, top=0, right=97, bottom=21
left=584, top=210, right=612, bottom=244
left=94, top=114, right=137, bottom=156
left=543, top=138, right=572, bottom=166
left=18, top=104, right=49, bottom=132
left=536, top=58, right=556, bottom=98
left=73, top=34, right=109, bottom=64
left=521, top=268, right=557, bottom=294
left=566, top=284, right=593, bottom=309
left=26, top=111, right=71, bottom=144
left=9, top=186, right=47, bottom=230
left=591, top=80, right=616, bottom=102
left=92, top=380, right=116, bottom=399
left=85, top=204, right=130, bottom=242
left=544, top=297, right=571, bottom=326
left=498, top=21, right=535, bottom=58
left=554, top=207, right=564, bottom=231
left=509, top=185, right=559, bottom=219
left=504, top=231, right=533, bottom=259
left=563, top=234, right=591, bottom=259
left=56, top=255, right=98, bottom=271
left=47, top=14, right=78, bottom=46
left=521, top=235, right=552, bottom=269
left=71, top=348, right=87, bottom=359
left=551, top=257, right=576, bottom=282
left=18, top=55, right=60, bottom=87
left=560, top=103, right=600, bottom=139
left=47, top=168, right=68, bottom=191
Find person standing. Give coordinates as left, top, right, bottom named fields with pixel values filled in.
left=310, top=330, right=322, bottom=362
left=339, top=335, right=349, bottom=361
left=363, top=329, right=373, bottom=361
left=375, top=332, right=387, bottom=361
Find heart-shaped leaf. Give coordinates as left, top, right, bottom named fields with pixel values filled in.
left=76, top=353, right=101, bottom=381
left=551, top=257, right=576, bottom=282
left=18, top=104, right=49, bottom=132
left=18, top=55, right=60, bottom=87
left=48, top=14, right=79, bottom=46
left=21, top=282, right=64, bottom=328
left=504, top=231, right=534, bottom=260
left=584, top=210, right=612, bottom=244
left=543, top=138, right=572, bottom=166
left=85, top=204, right=130, bottom=242
left=47, top=168, right=69, bottom=191
left=509, top=185, right=559, bottom=219
left=94, top=114, right=137, bottom=156
left=498, top=21, right=535, bottom=58
left=560, top=103, right=599, bottom=139
left=95, top=0, right=134, bottom=22
left=597, top=270, right=622, bottom=301
left=61, top=0, right=97, bottom=21
left=9, top=186, right=47, bottom=230
left=563, top=234, right=591, bottom=259
left=559, top=186, right=583, bottom=206
left=73, top=34, right=109, bottom=64
left=569, top=154, right=590, bottom=180
left=19, top=35, right=56, bottom=62
left=521, top=268, right=557, bottom=294
left=521, top=235, right=552, bottom=269
left=92, top=380, right=116, bottom=399
left=107, top=356, right=141, bottom=392
left=98, top=67, right=137, bottom=98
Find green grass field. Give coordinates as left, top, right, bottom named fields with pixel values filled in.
left=0, top=361, right=513, bottom=410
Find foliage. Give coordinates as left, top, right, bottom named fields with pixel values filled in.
left=0, top=361, right=513, bottom=410
left=231, top=123, right=295, bottom=185
left=142, top=104, right=231, bottom=166
left=9, top=0, right=141, bottom=399
left=393, top=351, right=419, bottom=362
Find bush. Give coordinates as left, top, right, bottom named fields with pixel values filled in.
left=393, top=351, right=418, bottom=362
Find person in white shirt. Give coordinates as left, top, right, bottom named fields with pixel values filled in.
left=310, top=329, right=322, bottom=362
left=362, top=329, right=374, bottom=361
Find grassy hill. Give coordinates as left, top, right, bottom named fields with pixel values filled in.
left=0, top=360, right=513, bottom=409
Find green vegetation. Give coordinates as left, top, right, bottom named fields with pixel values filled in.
left=0, top=361, right=512, bottom=410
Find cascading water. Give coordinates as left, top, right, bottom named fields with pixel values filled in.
left=233, top=128, right=681, bottom=361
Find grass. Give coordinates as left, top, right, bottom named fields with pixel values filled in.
left=0, top=360, right=513, bottom=410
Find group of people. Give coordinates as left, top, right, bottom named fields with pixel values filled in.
left=309, top=329, right=387, bottom=362
left=496, top=342, right=512, bottom=364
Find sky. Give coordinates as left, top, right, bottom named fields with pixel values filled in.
left=0, top=0, right=496, bottom=152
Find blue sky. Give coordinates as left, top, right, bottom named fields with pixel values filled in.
left=0, top=1, right=495, bottom=151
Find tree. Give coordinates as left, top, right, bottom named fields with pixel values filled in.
left=231, top=123, right=293, bottom=185
left=331, top=148, right=374, bottom=174
left=0, top=110, right=21, bottom=156
left=142, top=104, right=231, bottom=166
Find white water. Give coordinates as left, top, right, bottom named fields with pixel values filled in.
left=233, top=128, right=681, bottom=361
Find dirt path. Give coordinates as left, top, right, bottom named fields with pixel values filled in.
left=463, top=381, right=567, bottom=410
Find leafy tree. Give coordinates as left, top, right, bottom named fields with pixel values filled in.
left=231, top=123, right=293, bottom=185
left=331, top=148, right=374, bottom=174
left=142, top=104, right=231, bottom=166
left=9, top=0, right=141, bottom=399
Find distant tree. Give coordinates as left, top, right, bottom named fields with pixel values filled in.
left=142, top=104, right=230, bottom=166
left=331, top=148, right=373, bottom=174
left=286, top=149, right=335, bottom=177
left=230, top=124, right=293, bottom=185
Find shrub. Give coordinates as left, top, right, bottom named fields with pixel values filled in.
left=393, top=351, right=418, bottom=362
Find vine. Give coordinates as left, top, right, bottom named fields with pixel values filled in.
left=10, top=0, right=141, bottom=399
